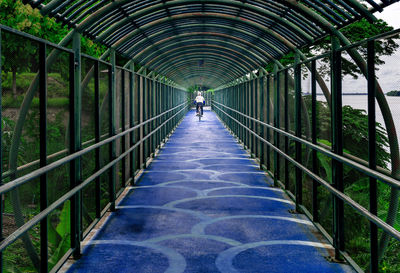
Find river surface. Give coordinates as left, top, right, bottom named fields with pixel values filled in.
left=317, top=94, right=400, bottom=170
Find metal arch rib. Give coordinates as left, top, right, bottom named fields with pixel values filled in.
left=137, top=37, right=269, bottom=67
left=109, top=13, right=297, bottom=54
left=88, top=0, right=314, bottom=43
left=173, top=69, right=236, bottom=84
left=162, top=57, right=247, bottom=76
left=152, top=52, right=250, bottom=82
left=128, top=32, right=273, bottom=62
left=121, top=23, right=284, bottom=57
left=161, top=59, right=247, bottom=80
left=177, top=73, right=228, bottom=87
left=145, top=44, right=259, bottom=71
left=164, top=61, right=244, bottom=82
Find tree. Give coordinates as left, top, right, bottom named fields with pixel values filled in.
left=0, top=0, right=107, bottom=96
left=266, top=19, right=399, bottom=78
left=0, top=0, right=68, bottom=95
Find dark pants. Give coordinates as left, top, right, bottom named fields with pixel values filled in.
left=196, top=102, right=203, bottom=115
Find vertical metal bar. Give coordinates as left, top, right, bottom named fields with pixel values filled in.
left=368, top=40, right=378, bottom=273
left=284, top=69, right=289, bottom=190
left=331, top=35, right=344, bottom=259
left=94, top=61, right=101, bottom=218
left=136, top=74, right=141, bottom=171
left=129, top=64, right=135, bottom=185
left=254, top=78, right=262, bottom=158
left=168, top=86, right=171, bottom=132
left=39, top=42, right=48, bottom=273
left=169, top=86, right=172, bottom=131
left=250, top=79, right=254, bottom=155
left=143, top=77, right=147, bottom=165
left=143, top=76, right=147, bottom=167
left=158, top=81, right=161, bottom=146
left=149, top=78, right=153, bottom=157
left=294, top=53, right=302, bottom=210
left=161, top=81, right=165, bottom=142
left=274, top=67, right=280, bottom=184
left=253, top=79, right=257, bottom=156
left=266, top=76, right=271, bottom=170
left=242, top=84, right=246, bottom=145
left=70, top=33, right=82, bottom=258
left=109, top=50, right=116, bottom=212
left=234, top=87, right=237, bottom=137
left=259, top=74, right=264, bottom=169
left=228, top=88, right=231, bottom=129
left=152, top=78, right=156, bottom=156
left=145, top=78, right=150, bottom=160
left=311, top=60, right=319, bottom=222
left=246, top=82, right=249, bottom=149
left=244, top=82, right=247, bottom=146
left=121, top=70, right=126, bottom=186
left=239, top=84, right=242, bottom=141
left=0, top=29, right=2, bottom=273
left=139, top=75, right=144, bottom=168
left=151, top=78, right=154, bottom=156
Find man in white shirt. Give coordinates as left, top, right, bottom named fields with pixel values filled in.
left=194, top=92, right=205, bottom=116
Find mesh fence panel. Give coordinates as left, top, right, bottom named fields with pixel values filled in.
left=1, top=30, right=42, bottom=272
left=99, top=63, right=110, bottom=212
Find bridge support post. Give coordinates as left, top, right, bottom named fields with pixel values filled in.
left=331, top=35, right=344, bottom=260
left=95, top=60, right=101, bottom=218
left=266, top=76, right=271, bottom=171
left=109, top=49, right=116, bottom=212
left=0, top=28, right=3, bottom=273
left=39, top=41, right=48, bottom=272
left=367, top=40, right=378, bottom=273
left=284, top=69, right=289, bottom=190
left=121, top=68, right=126, bottom=186
left=70, top=32, right=82, bottom=259
left=311, top=60, right=319, bottom=223
left=129, top=63, right=136, bottom=185
left=273, top=64, right=280, bottom=187
left=259, top=70, right=264, bottom=170
left=294, top=52, right=302, bottom=210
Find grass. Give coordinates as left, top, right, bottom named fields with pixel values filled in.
left=2, top=72, right=69, bottom=98
left=2, top=95, right=69, bottom=108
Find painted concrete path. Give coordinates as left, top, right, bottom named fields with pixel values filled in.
left=67, top=109, right=354, bottom=273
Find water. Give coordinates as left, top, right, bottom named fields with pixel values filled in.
left=317, top=94, right=400, bottom=170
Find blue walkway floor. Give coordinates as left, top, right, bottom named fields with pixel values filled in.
left=67, top=109, right=354, bottom=273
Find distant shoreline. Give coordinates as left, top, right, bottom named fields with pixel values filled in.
left=303, top=93, right=398, bottom=96
left=303, top=93, right=368, bottom=96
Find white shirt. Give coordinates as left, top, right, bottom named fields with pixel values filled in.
left=195, top=95, right=205, bottom=103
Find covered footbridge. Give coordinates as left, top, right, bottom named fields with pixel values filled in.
left=1, top=0, right=400, bottom=272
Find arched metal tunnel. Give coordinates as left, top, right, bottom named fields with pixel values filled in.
left=0, top=0, right=400, bottom=272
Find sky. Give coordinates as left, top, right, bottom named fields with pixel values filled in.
left=375, top=2, right=400, bottom=28
left=340, top=2, right=400, bottom=93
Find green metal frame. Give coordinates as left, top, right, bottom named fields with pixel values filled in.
left=22, top=0, right=391, bottom=88
left=2, top=1, right=400, bottom=272
left=213, top=29, right=400, bottom=273
left=0, top=24, right=189, bottom=273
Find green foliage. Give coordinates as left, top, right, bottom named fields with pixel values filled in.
left=315, top=19, right=398, bottom=79
left=187, top=85, right=201, bottom=93
left=0, top=0, right=107, bottom=96
left=48, top=202, right=71, bottom=270
left=342, top=105, right=390, bottom=167
left=303, top=96, right=390, bottom=168
left=2, top=72, right=69, bottom=97
left=386, top=90, right=400, bottom=96
left=266, top=18, right=399, bottom=78
left=298, top=96, right=398, bottom=270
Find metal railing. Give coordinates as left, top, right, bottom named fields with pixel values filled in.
left=0, top=24, right=189, bottom=272
left=213, top=30, right=400, bottom=273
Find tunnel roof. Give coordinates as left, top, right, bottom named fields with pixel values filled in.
left=24, top=0, right=398, bottom=88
